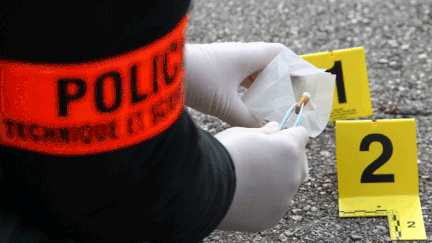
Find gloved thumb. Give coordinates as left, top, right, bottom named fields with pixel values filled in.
left=256, top=121, right=280, bottom=134
left=278, top=125, right=309, bottom=146
left=224, top=90, right=262, bottom=128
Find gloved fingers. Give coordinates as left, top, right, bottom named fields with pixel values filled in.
left=232, top=42, right=285, bottom=83
left=303, top=171, right=310, bottom=183
left=277, top=125, right=309, bottom=146
left=184, top=42, right=285, bottom=86
left=256, top=121, right=280, bottom=134
left=278, top=126, right=309, bottom=183
left=299, top=149, right=309, bottom=183
left=223, top=93, right=262, bottom=128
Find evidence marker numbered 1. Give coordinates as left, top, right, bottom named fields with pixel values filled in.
left=301, top=47, right=373, bottom=121
left=336, top=119, right=426, bottom=241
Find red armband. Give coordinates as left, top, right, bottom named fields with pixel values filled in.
left=0, top=16, right=188, bottom=155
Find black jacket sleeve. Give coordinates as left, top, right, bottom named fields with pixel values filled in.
left=0, top=110, right=236, bottom=243
left=0, top=1, right=236, bottom=242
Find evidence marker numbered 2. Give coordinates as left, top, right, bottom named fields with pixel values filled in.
left=335, top=119, right=426, bottom=241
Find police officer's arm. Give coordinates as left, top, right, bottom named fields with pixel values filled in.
left=0, top=1, right=237, bottom=242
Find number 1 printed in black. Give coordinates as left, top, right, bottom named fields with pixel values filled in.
left=326, top=61, right=347, bottom=104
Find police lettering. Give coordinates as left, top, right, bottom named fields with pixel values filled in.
left=3, top=119, right=118, bottom=145
left=57, top=42, right=180, bottom=117
left=127, top=110, right=144, bottom=136
left=95, top=72, right=122, bottom=113
left=58, top=79, right=86, bottom=116
left=151, top=89, right=181, bottom=124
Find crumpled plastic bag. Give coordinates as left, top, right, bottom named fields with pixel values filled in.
left=242, top=47, right=336, bottom=137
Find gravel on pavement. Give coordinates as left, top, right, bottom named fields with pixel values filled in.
left=186, top=0, right=432, bottom=242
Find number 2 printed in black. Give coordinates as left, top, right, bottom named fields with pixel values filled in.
left=360, top=134, right=395, bottom=183
left=407, top=221, right=416, bottom=228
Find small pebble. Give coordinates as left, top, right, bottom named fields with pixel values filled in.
left=401, top=44, right=410, bottom=50
left=378, top=58, right=389, bottom=64
left=292, top=209, right=303, bottom=214
left=350, top=234, right=363, bottom=241
left=320, top=151, right=331, bottom=157
left=291, top=215, right=303, bottom=221
left=418, top=53, right=427, bottom=59
left=278, top=233, right=288, bottom=242
left=376, top=225, right=388, bottom=233
left=389, top=61, right=398, bottom=66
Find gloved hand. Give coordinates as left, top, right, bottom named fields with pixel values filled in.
left=184, top=42, right=285, bottom=128
left=214, top=121, right=309, bottom=232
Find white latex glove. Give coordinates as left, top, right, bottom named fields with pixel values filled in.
left=184, top=42, right=285, bottom=128
left=214, top=121, right=309, bottom=232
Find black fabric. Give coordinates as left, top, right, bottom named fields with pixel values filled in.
left=0, top=1, right=191, bottom=63
left=0, top=1, right=236, bottom=242
left=0, top=110, right=236, bottom=243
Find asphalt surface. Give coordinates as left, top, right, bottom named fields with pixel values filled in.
left=185, top=0, right=432, bottom=242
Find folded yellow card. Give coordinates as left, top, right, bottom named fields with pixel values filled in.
left=336, top=119, right=426, bottom=241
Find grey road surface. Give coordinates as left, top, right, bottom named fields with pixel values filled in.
left=186, top=0, right=432, bottom=242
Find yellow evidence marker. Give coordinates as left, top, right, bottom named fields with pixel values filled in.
left=336, top=119, right=427, bottom=241
left=301, top=47, right=373, bottom=121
